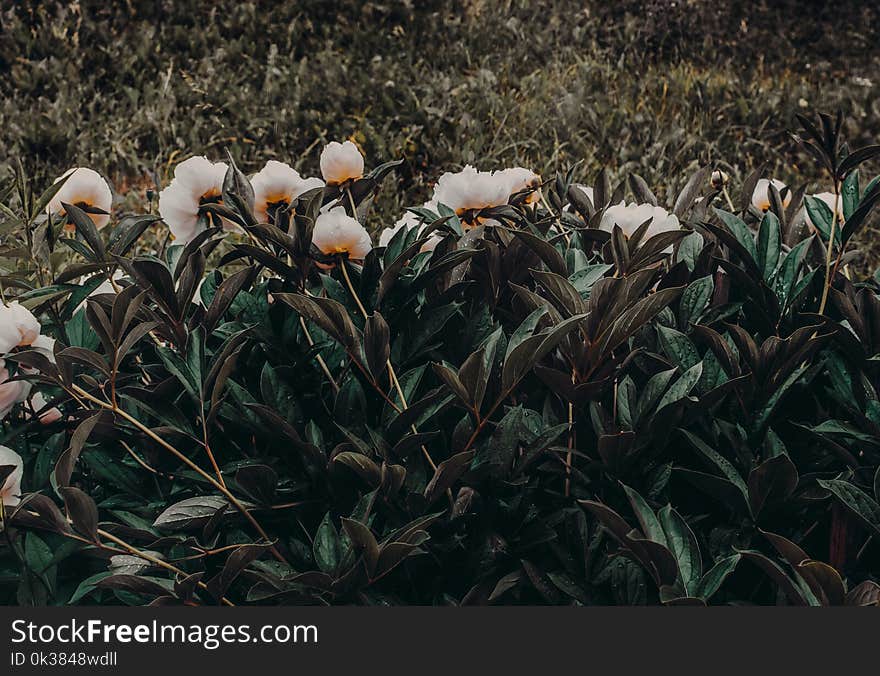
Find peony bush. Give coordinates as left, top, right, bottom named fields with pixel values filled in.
left=1, top=112, right=880, bottom=606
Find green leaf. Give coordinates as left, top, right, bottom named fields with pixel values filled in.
left=156, top=345, right=200, bottom=401
left=817, top=479, right=880, bottom=537
left=505, top=307, right=547, bottom=362
left=424, top=450, right=474, bottom=504
left=63, top=202, right=106, bottom=260
left=569, top=264, right=612, bottom=297
left=773, top=237, right=811, bottom=308
left=656, top=362, right=702, bottom=411
left=675, top=231, right=704, bottom=272
left=679, top=429, right=750, bottom=513
left=693, top=554, right=740, bottom=601
left=501, top=314, right=585, bottom=393
left=756, top=211, right=781, bottom=280
left=599, top=286, right=684, bottom=355
left=748, top=453, right=798, bottom=516
left=678, top=275, right=713, bottom=329
left=313, top=512, right=343, bottom=574
left=714, top=208, right=757, bottom=262
left=67, top=572, right=112, bottom=605
left=754, top=363, right=809, bottom=433
left=841, top=170, right=860, bottom=220
left=804, top=195, right=838, bottom=246
left=659, top=505, right=702, bottom=594
left=621, top=484, right=666, bottom=546
left=634, top=368, right=676, bottom=424
left=657, top=325, right=701, bottom=370
left=153, top=496, right=231, bottom=531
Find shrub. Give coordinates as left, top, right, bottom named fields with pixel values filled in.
left=0, top=113, right=879, bottom=606
left=3, top=1, right=880, bottom=267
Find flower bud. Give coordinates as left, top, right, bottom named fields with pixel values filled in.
left=320, top=141, right=365, bottom=185
left=710, top=169, right=729, bottom=190
left=311, top=207, right=372, bottom=261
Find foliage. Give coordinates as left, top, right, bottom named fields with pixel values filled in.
left=1, top=112, right=880, bottom=606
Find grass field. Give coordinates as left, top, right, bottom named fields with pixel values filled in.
left=2, top=0, right=880, bottom=262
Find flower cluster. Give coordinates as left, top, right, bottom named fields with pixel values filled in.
left=4, top=111, right=880, bottom=607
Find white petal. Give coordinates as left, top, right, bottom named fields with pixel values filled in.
left=0, top=445, right=23, bottom=506
left=174, top=156, right=227, bottom=197
left=48, top=167, right=113, bottom=229
left=751, top=178, right=791, bottom=211
left=312, top=207, right=372, bottom=259
left=496, top=167, right=542, bottom=203
left=0, top=364, right=28, bottom=419
left=159, top=179, right=202, bottom=244
left=251, top=160, right=324, bottom=223
left=320, top=141, right=365, bottom=185
left=0, top=302, right=41, bottom=347
left=0, top=316, right=19, bottom=354
left=600, top=202, right=680, bottom=244
left=160, top=157, right=232, bottom=241
left=433, top=165, right=511, bottom=215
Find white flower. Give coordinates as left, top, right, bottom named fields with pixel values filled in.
left=47, top=168, right=113, bottom=230
left=0, top=316, right=20, bottom=355
left=0, top=360, right=30, bottom=420
left=311, top=207, right=372, bottom=260
left=0, top=301, right=41, bottom=353
left=320, top=141, right=365, bottom=185
left=251, top=160, right=324, bottom=224
left=29, top=391, right=62, bottom=425
left=432, top=165, right=510, bottom=221
left=600, top=202, right=681, bottom=239
left=158, top=156, right=230, bottom=244
left=0, top=445, right=24, bottom=506
left=497, top=167, right=542, bottom=204
left=805, top=191, right=844, bottom=229
left=751, top=179, right=791, bottom=212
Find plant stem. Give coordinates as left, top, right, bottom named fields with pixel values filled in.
left=12, top=509, right=236, bottom=606
left=95, top=527, right=235, bottom=606
left=346, top=186, right=359, bottom=220
left=299, top=316, right=340, bottom=394
left=200, top=412, right=227, bottom=490
left=55, top=528, right=235, bottom=606
left=564, top=370, right=577, bottom=498
left=541, top=194, right=569, bottom=246
left=338, top=260, right=443, bottom=477
left=722, top=186, right=736, bottom=212
left=818, top=184, right=841, bottom=315
left=69, top=384, right=289, bottom=565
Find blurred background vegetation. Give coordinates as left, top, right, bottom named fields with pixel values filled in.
left=2, top=0, right=880, bottom=262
